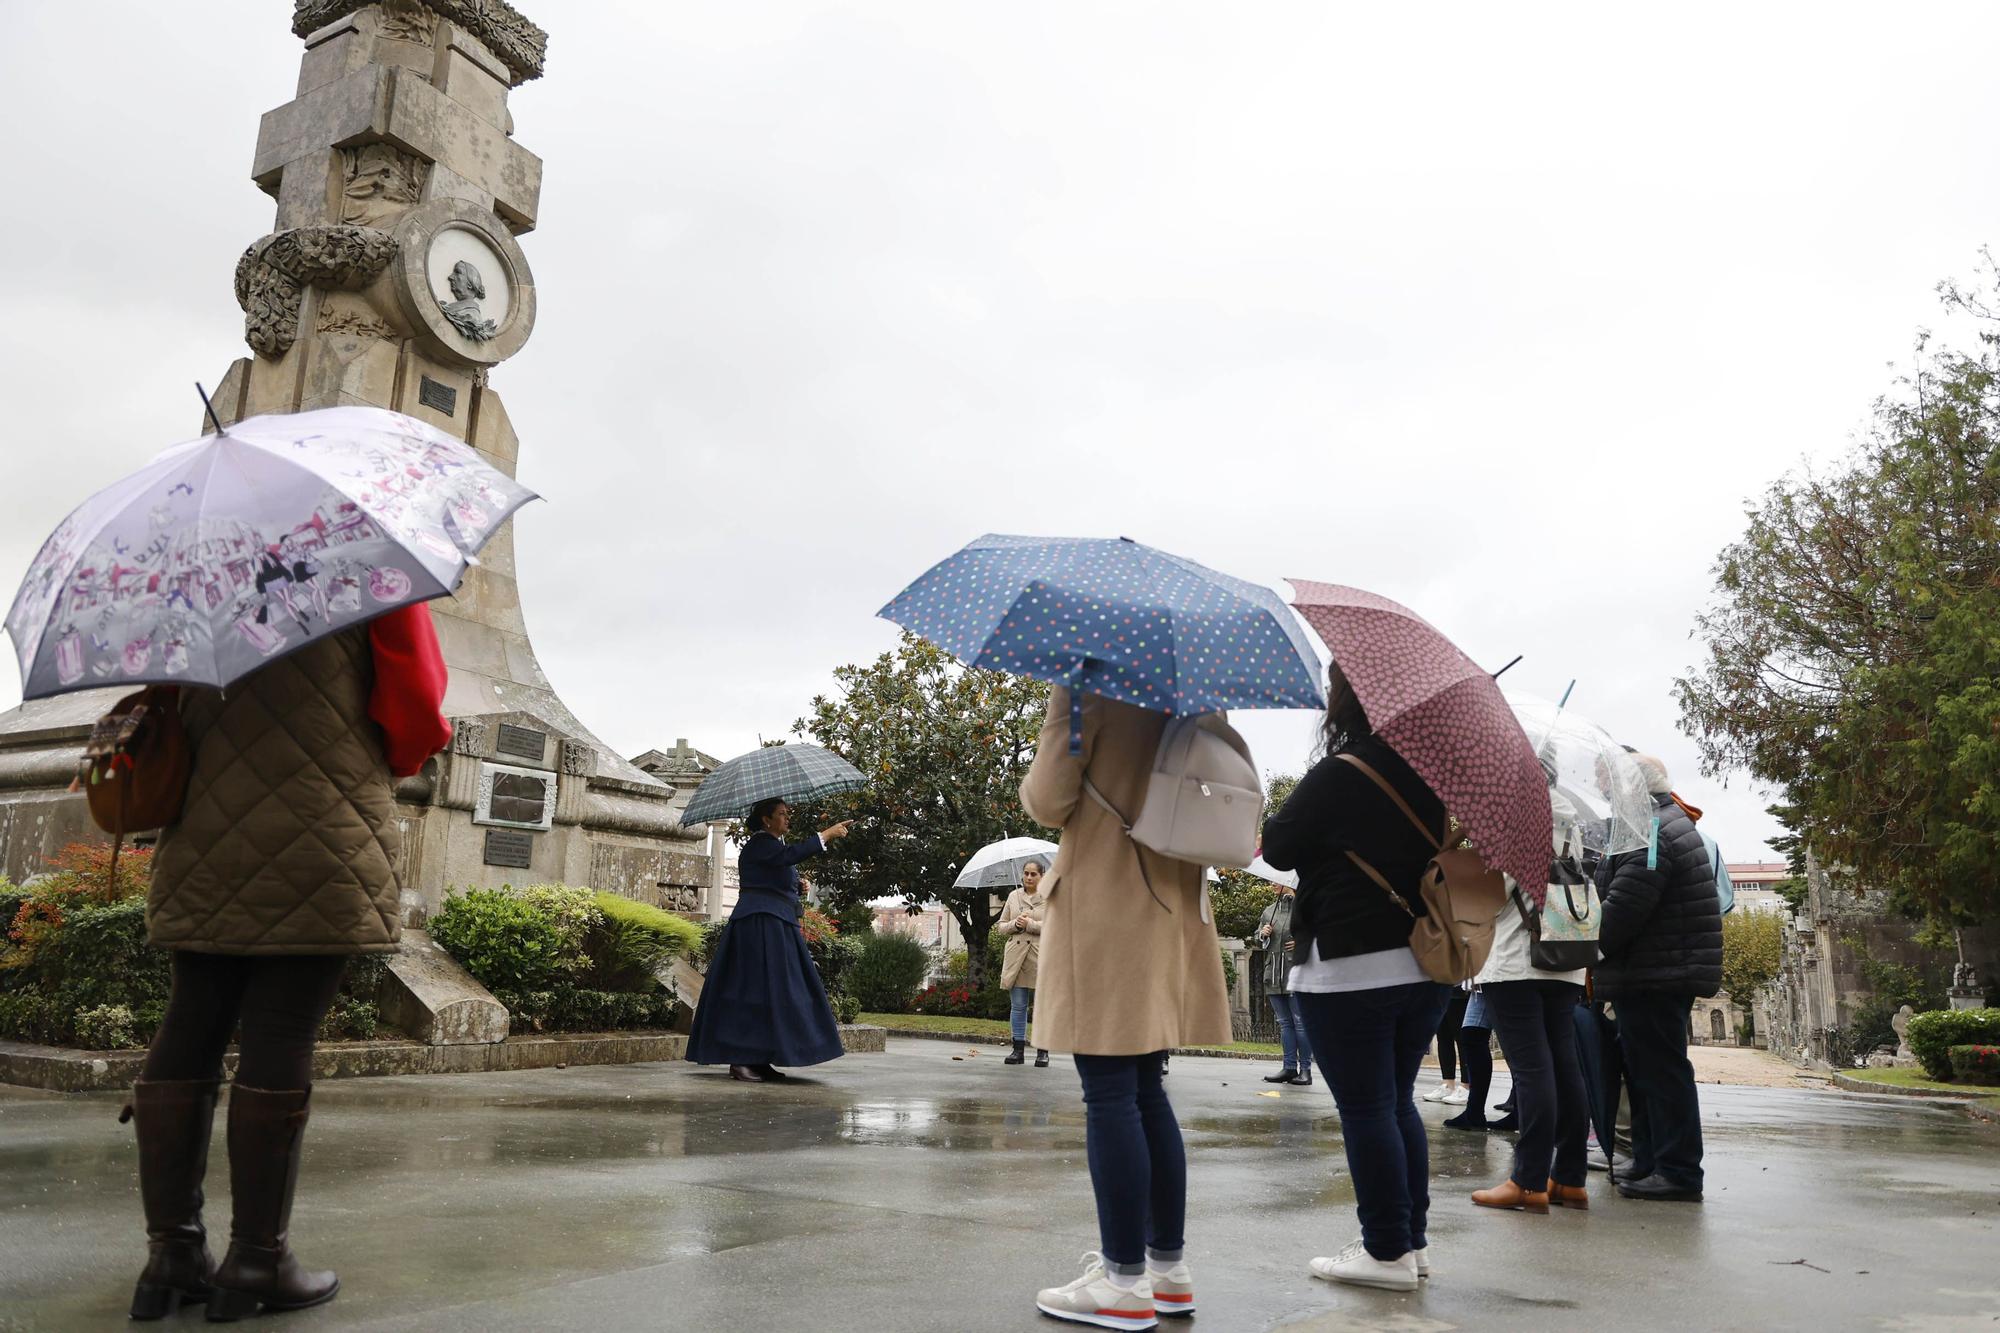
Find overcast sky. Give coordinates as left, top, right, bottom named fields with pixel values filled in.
left=7, top=2, right=2000, bottom=860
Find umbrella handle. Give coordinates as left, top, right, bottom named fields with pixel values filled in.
left=1068, top=668, right=1085, bottom=756
left=194, top=382, right=226, bottom=437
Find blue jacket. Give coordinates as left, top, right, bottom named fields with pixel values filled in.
left=732, top=830, right=824, bottom=923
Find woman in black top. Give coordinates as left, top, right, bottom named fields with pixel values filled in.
left=1261, top=664, right=1452, bottom=1293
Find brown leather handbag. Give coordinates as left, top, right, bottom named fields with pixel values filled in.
left=73, top=686, right=191, bottom=880
left=1334, top=753, right=1510, bottom=985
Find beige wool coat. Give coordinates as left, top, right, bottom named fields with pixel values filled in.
left=997, top=886, right=1045, bottom=990
left=1019, top=688, right=1235, bottom=1056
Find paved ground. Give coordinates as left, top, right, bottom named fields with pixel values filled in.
left=2, top=1039, right=1995, bottom=1332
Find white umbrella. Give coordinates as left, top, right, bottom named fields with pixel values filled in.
left=5, top=405, right=535, bottom=698
left=1242, top=855, right=1298, bottom=890
left=953, top=836, right=1060, bottom=891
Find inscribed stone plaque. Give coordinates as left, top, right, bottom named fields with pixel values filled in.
left=496, top=723, right=547, bottom=761
left=474, top=761, right=554, bottom=830
left=483, top=828, right=534, bottom=869
left=418, top=375, right=458, bottom=416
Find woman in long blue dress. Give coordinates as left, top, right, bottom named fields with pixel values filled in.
left=687, top=798, right=852, bottom=1083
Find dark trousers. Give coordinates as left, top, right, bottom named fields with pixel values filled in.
left=1073, top=1053, right=1186, bottom=1269
left=1298, top=983, right=1452, bottom=1261
left=1484, top=980, right=1589, bottom=1190
left=142, top=952, right=349, bottom=1089
left=1434, top=990, right=1468, bottom=1081
left=1615, top=991, right=1704, bottom=1188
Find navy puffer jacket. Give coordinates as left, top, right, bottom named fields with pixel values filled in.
left=1591, top=793, right=1722, bottom=1000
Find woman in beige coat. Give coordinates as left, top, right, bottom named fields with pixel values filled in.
left=1021, top=687, right=1236, bottom=1329
left=997, top=859, right=1050, bottom=1067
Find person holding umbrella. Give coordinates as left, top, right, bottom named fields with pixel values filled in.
left=1272, top=582, right=1552, bottom=1295
left=686, top=797, right=855, bottom=1083
left=3, top=405, right=526, bottom=1322
left=996, top=857, right=1050, bottom=1067
left=882, top=534, right=1323, bottom=1328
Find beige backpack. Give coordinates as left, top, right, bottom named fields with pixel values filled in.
left=1335, top=753, right=1509, bottom=985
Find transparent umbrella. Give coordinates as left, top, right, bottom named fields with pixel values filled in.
left=953, top=837, right=1061, bottom=891
left=1505, top=691, right=1655, bottom=859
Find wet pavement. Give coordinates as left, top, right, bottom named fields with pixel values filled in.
left=2, top=1038, right=1995, bottom=1332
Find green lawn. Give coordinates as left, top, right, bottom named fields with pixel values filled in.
left=857, top=1012, right=1282, bottom=1058
left=1843, top=1067, right=1994, bottom=1095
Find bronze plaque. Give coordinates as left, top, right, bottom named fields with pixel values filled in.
left=418, top=375, right=458, bottom=416
left=496, top=723, right=547, bottom=762
left=483, top=828, right=535, bottom=869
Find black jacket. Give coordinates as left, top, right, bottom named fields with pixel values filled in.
left=1262, top=736, right=1447, bottom=964
left=1592, top=793, right=1722, bottom=1000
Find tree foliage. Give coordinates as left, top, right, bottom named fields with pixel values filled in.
left=1678, top=266, right=2000, bottom=925
left=1718, top=910, right=1783, bottom=1001
left=789, top=634, right=1053, bottom=989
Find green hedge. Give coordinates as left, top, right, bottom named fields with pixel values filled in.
left=1906, top=1008, right=2000, bottom=1081
left=0, top=848, right=381, bottom=1048
left=846, top=931, right=931, bottom=1013
left=1947, top=1044, right=2000, bottom=1086
left=431, top=883, right=701, bottom=1033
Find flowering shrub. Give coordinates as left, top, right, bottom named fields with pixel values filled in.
left=1906, top=1008, right=2000, bottom=1080
left=912, top=981, right=1010, bottom=1020
left=1948, top=1044, right=2000, bottom=1086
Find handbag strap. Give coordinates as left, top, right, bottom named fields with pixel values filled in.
left=1335, top=753, right=1446, bottom=852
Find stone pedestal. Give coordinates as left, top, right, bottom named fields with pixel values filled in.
left=0, top=3, right=709, bottom=929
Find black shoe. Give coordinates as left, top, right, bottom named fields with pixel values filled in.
left=1616, top=1173, right=1703, bottom=1202
left=1263, top=1068, right=1296, bottom=1083
left=1288, top=1068, right=1313, bottom=1087
left=1488, top=1112, right=1520, bottom=1132
left=125, top=1079, right=221, bottom=1320
left=755, top=1064, right=790, bottom=1082
left=1495, top=1096, right=1517, bottom=1114
left=1441, top=1111, right=1490, bottom=1132
left=728, top=1065, right=768, bottom=1083
left=205, top=1086, right=339, bottom=1322
left=1005, top=1040, right=1026, bottom=1066
left=1034, top=1050, right=1049, bottom=1068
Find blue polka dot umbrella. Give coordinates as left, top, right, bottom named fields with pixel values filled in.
left=678, top=744, right=868, bottom=828
left=879, top=535, right=1325, bottom=752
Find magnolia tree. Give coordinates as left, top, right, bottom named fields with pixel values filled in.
left=1677, top=267, right=2000, bottom=927
left=787, top=635, right=1052, bottom=991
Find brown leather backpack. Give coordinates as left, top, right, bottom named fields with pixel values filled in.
left=73, top=686, right=191, bottom=881
left=1335, top=752, right=1509, bottom=984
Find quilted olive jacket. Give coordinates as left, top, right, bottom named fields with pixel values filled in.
left=147, top=627, right=404, bottom=955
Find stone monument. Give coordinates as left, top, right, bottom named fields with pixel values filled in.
left=0, top=1, right=709, bottom=924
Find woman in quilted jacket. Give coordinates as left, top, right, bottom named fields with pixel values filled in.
left=123, top=604, right=450, bottom=1322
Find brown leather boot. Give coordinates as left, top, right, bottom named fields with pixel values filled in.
left=1546, top=1179, right=1591, bottom=1210
left=1471, top=1179, right=1551, bottom=1214
left=123, top=1079, right=221, bottom=1320
left=205, top=1086, right=339, bottom=1322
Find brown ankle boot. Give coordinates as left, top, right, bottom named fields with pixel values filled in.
left=205, top=1086, right=339, bottom=1322
left=123, top=1079, right=221, bottom=1320
left=1546, top=1179, right=1590, bottom=1210
left=1471, top=1179, right=1551, bottom=1214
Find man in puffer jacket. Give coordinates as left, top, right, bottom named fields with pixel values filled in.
left=1592, top=753, right=1721, bottom=1203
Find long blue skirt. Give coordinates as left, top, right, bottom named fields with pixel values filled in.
left=686, top=912, right=845, bottom=1068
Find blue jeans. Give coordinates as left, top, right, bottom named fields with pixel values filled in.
left=1297, top=983, right=1452, bottom=1261
left=1010, top=985, right=1034, bottom=1044
left=1073, top=1053, right=1186, bottom=1269
left=1269, top=991, right=1313, bottom=1071
left=1484, top=980, right=1589, bottom=1190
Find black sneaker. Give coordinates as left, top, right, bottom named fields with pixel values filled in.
left=1616, top=1173, right=1703, bottom=1202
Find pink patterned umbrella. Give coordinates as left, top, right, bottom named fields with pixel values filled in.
left=1287, top=581, right=1553, bottom=905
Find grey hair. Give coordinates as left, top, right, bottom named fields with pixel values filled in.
left=1633, top=753, right=1672, bottom=795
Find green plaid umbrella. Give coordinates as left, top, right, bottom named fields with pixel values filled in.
left=679, top=744, right=868, bottom=826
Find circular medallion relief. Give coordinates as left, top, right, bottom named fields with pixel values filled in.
left=389, top=199, right=537, bottom=368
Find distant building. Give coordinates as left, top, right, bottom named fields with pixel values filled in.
left=874, top=905, right=962, bottom=978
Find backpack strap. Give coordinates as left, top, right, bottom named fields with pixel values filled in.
left=1335, top=753, right=1446, bottom=852
left=1081, top=775, right=1171, bottom=914
left=1344, top=850, right=1417, bottom=919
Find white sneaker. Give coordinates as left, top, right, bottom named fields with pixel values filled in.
left=1148, top=1260, right=1195, bottom=1317
left=1413, top=1247, right=1431, bottom=1279
left=1441, top=1087, right=1470, bottom=1106
left=1421, top=1081, right=1455, bottom=1103
left=1309, top=1239, right=1420, bottom=1292
left=1036, top=1252, right=1159, bottom=1329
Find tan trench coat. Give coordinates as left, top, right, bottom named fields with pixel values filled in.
left=997, top=886, right=1044, bottom=989
left=1019, top=688, right=1234, bottom=1055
